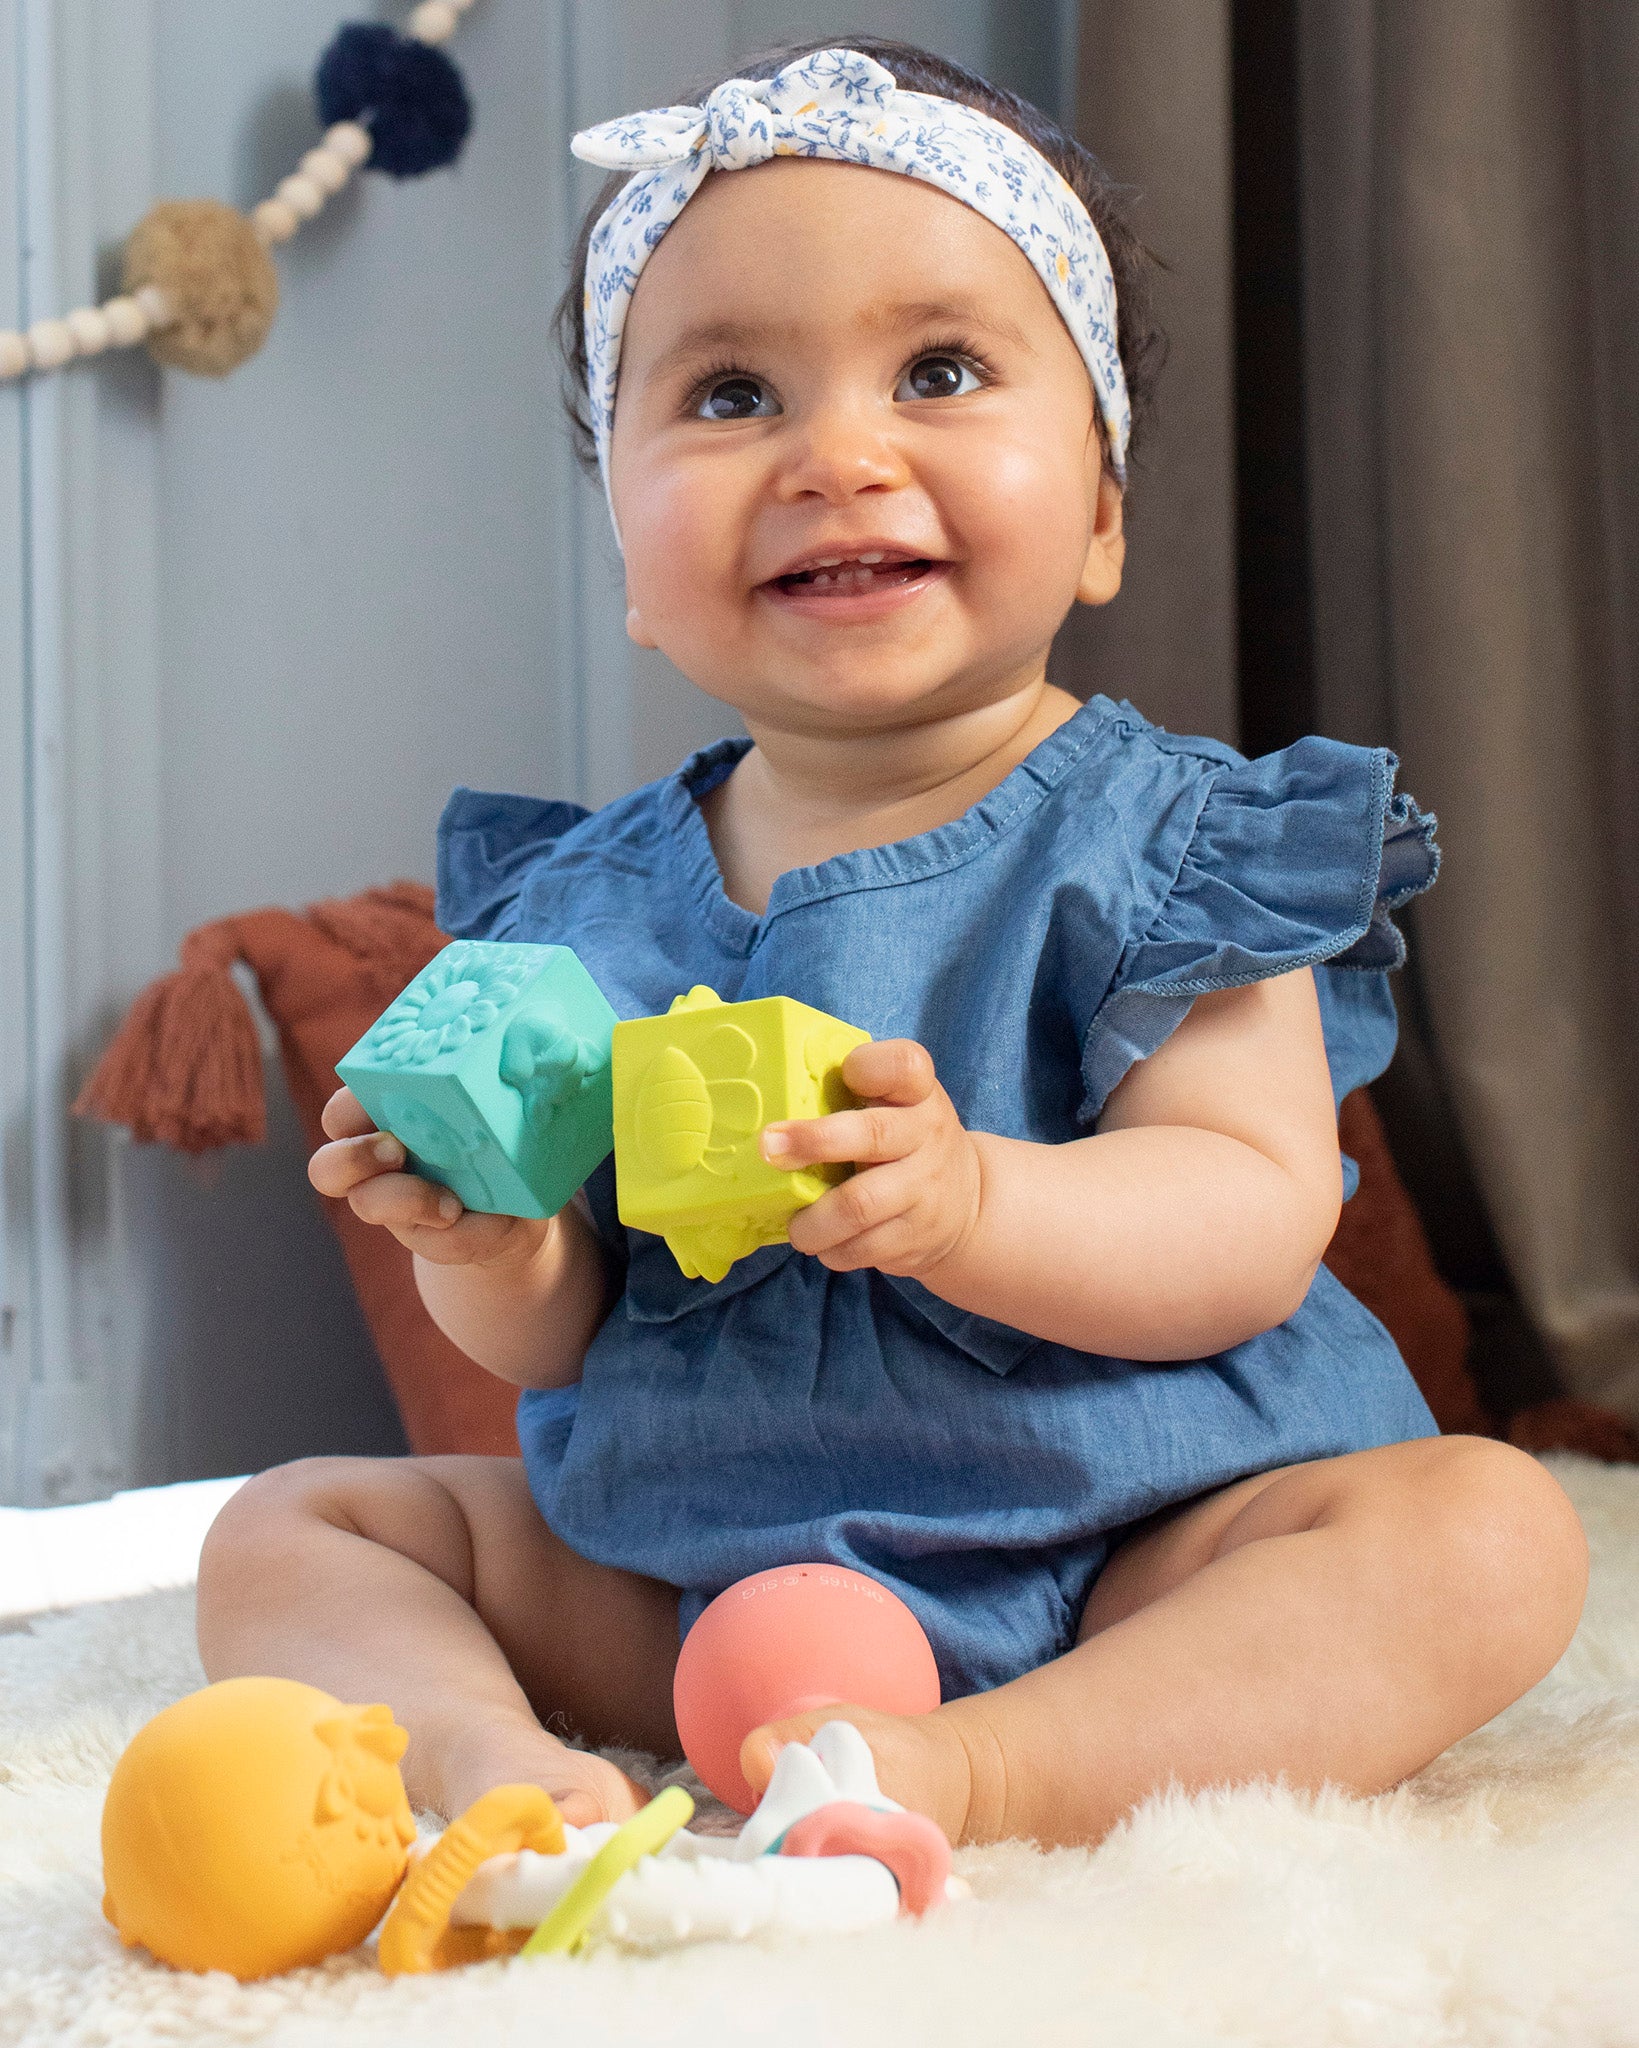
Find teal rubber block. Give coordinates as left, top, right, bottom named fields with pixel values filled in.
left=336, top=940, right=617, bottom=1220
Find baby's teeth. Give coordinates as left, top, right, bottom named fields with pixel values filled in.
left=858, top=551, right=885, bottom=564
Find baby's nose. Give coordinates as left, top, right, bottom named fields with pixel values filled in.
left=776, top=407, right=910, bottom=503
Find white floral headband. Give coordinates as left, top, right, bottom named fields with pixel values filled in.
left=571, top=47, right=1131, bottom=523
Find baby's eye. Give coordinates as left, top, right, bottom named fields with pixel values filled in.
left=696, top=375, right=779, bottom=422
left=895, top=353, right=984, bottom=402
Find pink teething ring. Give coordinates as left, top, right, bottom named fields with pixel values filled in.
left=673, top=1564, right=941, bottom=1814
left=780, top=1802, right=952, bottom=1915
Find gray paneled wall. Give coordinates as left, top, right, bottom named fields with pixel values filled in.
left=1, top=0, right=1074, bottom=1503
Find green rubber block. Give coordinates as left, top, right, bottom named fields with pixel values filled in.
left=337, top=939, right=617, bottom=1220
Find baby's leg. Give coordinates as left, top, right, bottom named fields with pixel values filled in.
left=197, top=1455, right=680, bottom=1823
left=743, top=1436, right=1588, bottom=1847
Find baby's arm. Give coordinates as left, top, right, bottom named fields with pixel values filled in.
left=308, top=1088, right=615, bottom=1387
left=767, top=967, right=1342, bottom=1360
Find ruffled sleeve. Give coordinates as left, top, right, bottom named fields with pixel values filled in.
left=1079, top=738, right=1438, bottom=1125
left=435, top=786, right=592, bottom=940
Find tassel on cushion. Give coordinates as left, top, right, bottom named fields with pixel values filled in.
left=307, top=881, right=442, bottom=983
left=73, top=921, right=267, bottom=1152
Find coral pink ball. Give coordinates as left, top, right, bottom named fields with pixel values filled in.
left=673, top=1564, right=941, bottom=1814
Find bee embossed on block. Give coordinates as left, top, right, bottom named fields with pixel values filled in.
left=612, top=985, right=871, bottom=1284
left=633, top=1025, right=764, bottom=1180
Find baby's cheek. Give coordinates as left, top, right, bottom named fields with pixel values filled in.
left=621, top=465, right=750, bottom=639
left=941, top=433, right=1094, bottom=613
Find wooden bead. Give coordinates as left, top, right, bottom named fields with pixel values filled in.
left=0, top=330, right=29, bottom=379
left=300, top=146, right=351, bottom=195
left=323, top=121, right=372, bottom=168
left=101, top=296, right=148, bottom=345
left=67, top=306, right=113, bottom=353
left=132, top=284, right=174, bottom=330
left=275, top=173, right=325, bottom=221
left=407, top=1, right=459, bottom=43
left=251, top=198, right=300, bottom=246
left=26, top=318, right=76, bottom=369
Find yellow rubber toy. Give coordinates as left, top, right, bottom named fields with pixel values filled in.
left=377, top=1783, right=565, bottom=1976
left=101, top=1676, right=417, bottom=1980
left=520, top=1786, right=694, bottom=1957
left=613, top=986, right=869, bottom=1282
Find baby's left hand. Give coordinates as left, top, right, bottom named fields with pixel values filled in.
left=761, top=1040, right=983, bottom=1278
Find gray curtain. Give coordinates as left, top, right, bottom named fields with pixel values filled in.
left=1303, top=0, right=1639, bottom=1422
left=1069, top=0, right=1639, bottom=1423
left=1064, top=1, right=1238, bottom=748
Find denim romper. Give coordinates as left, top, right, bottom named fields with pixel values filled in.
left=437, top=695, right=1441, bottom=1698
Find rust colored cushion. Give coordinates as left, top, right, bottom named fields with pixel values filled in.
left=250, top=887, right=521, bottom=1457
left=1323, top=1090, right=1490, bottom=1435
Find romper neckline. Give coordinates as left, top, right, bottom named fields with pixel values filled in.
left=658, top=693, right=1120, bottom=953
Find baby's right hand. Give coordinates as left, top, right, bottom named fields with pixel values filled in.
left=308, top=1087, right=553, bottom=1269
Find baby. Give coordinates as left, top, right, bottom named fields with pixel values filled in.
left=198, top=39, right=1587, bottom=1849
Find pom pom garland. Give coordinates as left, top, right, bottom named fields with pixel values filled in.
left=123, top=200, right=280, bottom=378
left=26, top=319, right=75, bottom=370
left=0, top=6, right=479, bottom=387
left=67, top=306, right=112, bottom=354
left=250, top=198, right=301, bottom=247
left=314, top=21, right=473, bottom=178
left=407, top=1, right=462, bottom=44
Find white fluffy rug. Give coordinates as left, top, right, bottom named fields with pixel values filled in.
left=3, top=1453, right=1638, bottom=2048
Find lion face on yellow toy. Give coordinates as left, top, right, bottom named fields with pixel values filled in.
left=101, top=1676, right=417, bottom=1980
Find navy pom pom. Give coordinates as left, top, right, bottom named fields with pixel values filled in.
left=314, top=22, right=472, bottom=178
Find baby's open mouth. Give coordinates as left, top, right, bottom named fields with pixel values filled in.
left=763, top=549, right=945, bottom=605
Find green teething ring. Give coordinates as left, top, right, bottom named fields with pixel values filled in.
left=520, top=1785, right=694, bottom=1957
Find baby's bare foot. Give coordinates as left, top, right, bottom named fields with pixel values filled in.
left=739, top=1702, right=979, bottom=1844
left=418, top=1709, right=650, bottom=1829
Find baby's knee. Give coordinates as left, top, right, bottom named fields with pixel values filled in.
left=198, top=1458, right=367, bottom=1602
left=199, top=1456, right=449, bottom=1615
left=1404, top=1436, right=1588, bottom=1681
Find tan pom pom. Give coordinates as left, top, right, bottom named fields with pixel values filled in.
left=67, top=306, right=112, bottom=354
left=122, top=199, right=278, bottom=377
left=300, top=146, right=352, bottom=195
left=0, top=330, right=28, bottom=379
left=251, top=198, right=300, bottom=246
left=407, top=1, right=459, bottom=43
left=27, top=318, right=76, bottom=369
left=323, top=121, right=373, bottom=168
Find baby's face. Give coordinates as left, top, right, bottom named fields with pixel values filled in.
left=609, top=160, right=1123, bottom=738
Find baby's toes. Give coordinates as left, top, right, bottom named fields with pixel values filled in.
left=740, top=1703, right=970, bottom=1844
left=549, top=1748, right=650, bottom=1829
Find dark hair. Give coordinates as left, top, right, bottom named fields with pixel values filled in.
left=553, top=36, right=1165, bottom=480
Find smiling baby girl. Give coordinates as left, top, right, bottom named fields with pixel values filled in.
left=197, top=40, right=1586, bottom=1848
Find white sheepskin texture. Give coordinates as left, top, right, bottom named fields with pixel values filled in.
left=3, top=1452, right=1638, bottom=2048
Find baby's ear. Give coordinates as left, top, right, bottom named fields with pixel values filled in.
left=625, top=601, right=659, bottom=649
left=1076, top=470, right=1126, bottom=608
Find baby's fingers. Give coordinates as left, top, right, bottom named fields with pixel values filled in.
left=786, top=1155, right=920, bottom=1256
left=320, top=1085, right=376, bottom=1142
left=345, top=1166, right=463, bottom=1234
left=839, top=1039, right=938, bottom=1107
left=761, top=1102, right=917, bottom=1170
left=308, top=1130, right=408, bottom=1199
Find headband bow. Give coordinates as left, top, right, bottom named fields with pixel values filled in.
left=572, top=48, right=1131, bottom=528
left=572, top=48, right=898, bottom=175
